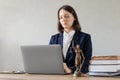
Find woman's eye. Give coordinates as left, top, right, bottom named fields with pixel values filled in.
left=65, top=15, right=69, bottom=18
left=59, top=15, right=69, bottom=19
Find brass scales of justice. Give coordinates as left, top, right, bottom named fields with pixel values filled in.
left=71, top=40, right=85, bottom=77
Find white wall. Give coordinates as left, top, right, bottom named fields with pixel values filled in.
left=0, top=0, right=120, bottom=71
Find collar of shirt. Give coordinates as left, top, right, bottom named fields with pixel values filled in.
left=63, top=30, right=75, bottom=40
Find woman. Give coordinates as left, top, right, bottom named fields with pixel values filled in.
left=49, top=5, right=92, bottom=74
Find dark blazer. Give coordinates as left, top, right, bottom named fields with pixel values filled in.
left=49, top=30, right=92, bottom=73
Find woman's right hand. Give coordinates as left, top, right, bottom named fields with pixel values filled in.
left=63, top=63, right=72, bottom=74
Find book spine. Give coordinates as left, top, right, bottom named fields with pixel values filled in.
left=90, top=60, right=120, bottom=65
left=92, top=56, right=120, bottom=60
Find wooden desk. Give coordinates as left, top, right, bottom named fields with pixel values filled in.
left=0, top=74, right=119, bottom=80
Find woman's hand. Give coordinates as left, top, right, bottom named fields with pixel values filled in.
left=63, top=63, right=72, bottom=74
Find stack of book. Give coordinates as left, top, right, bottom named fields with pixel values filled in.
left=88, top=55, right=120, bottom=77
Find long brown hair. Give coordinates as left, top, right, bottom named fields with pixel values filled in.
left=57, top=5, right=81, bottom=33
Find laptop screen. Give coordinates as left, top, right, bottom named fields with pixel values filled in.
left=21, top=44, right=65, bottom=74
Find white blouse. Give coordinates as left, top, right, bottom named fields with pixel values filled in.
left=63, top=30, right=75, bottom=59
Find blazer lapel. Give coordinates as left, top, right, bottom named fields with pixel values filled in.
left=58, top=33, right=63, bottom=48
left=71, top=30, right=80, bottom=47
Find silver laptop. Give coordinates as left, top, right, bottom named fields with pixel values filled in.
left=20, top=44, right=65, bottom=74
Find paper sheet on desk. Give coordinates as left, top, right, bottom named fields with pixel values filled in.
left=0, top=78, right=25, bottom=80
left=0, top=71, right=25, bottom=74
left=88, top=72, right=120, bottom=77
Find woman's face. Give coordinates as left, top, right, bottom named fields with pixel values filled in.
left=59, top=9, right=75, bottom=31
